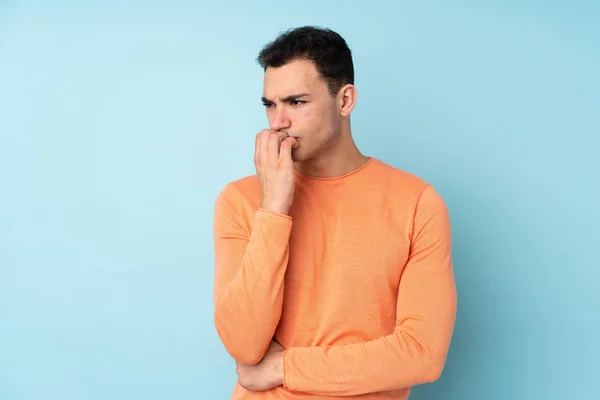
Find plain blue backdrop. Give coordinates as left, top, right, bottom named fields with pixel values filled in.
left=1, top=1, right=599, bottom=399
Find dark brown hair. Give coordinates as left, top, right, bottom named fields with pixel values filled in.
left=257, top=26, right=354, bottom=97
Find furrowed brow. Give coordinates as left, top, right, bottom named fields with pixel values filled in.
left=281, top=93, right=309, bottom=102
left=261, top=93, right=310, bottom=104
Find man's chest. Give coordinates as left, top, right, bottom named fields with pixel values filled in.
left=277, top=208, right=411, bottom=345
left=285, top=205, right=411, bottom=302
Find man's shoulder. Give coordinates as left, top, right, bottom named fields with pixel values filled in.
left=370, top=158, right=431, bottom=194
left=215, top=173, right=261, bottom=208
left=369, top=158, right=447, bottom=214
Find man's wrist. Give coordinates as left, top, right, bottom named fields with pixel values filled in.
left=260, top=201, right=290, bottom=216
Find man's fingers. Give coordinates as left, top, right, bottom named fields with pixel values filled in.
left=254, top=132, right=262, bottom=166
left=255, top=130, right=292, bottom=167
left=267, top=133, right=281, bottom=161
left=259, top=131, right=270, bottom=164
left=279, top=136, right=297, bottom=161
left=267, top=131, right=289, bottom=162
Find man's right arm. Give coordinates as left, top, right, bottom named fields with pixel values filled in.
left=212, top=184, right=293, bottom=365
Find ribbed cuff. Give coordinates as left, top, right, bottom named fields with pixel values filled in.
left=282, top=348, right=290, bottom=390
left=256, top=207, right=293, bottom=221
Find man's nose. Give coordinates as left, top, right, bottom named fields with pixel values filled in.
left=270, top=108, right=291, bottom=131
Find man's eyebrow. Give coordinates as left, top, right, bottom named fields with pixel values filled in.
left=261, top=93, right=310, bottom=103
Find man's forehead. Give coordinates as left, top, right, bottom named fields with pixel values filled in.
left=263, top=80, right=313, bottom=100
left=262, top=61, right=321, bottom=99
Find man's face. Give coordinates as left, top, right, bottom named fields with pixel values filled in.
left=262, top=59, right=340, bottom=162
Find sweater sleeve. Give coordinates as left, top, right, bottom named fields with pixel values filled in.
left=282, top=186, right=457, bottom=396
left=213, top=184, right=293, bottom=365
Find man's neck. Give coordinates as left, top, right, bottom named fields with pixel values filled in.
left=294, top=133, right=369, bottom=178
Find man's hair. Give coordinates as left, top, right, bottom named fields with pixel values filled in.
left=257, top=26, right=354, bottom=97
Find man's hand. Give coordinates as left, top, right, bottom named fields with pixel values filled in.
left=254, top=129, right=298, bottom=216
left=236, top=340, right=285, bottom=392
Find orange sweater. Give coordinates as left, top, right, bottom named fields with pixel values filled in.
left=213, top=157, right=457, bottom=399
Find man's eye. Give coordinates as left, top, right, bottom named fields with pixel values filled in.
left=263, top=103, right=273, bottom=108
left=291, top=101, right=305, bottom=106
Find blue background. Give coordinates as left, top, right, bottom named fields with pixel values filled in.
left=1, top=1, right=598, bottom=399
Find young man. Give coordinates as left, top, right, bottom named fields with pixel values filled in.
left=212, top=26, right=457, bottom=399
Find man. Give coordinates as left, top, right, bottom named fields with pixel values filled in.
left=212, top=26, right=457, bottom=399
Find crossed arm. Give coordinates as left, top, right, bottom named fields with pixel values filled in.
left=213, top=184, right=457, bottom=396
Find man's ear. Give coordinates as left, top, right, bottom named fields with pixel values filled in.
left=338, top=84, right=357, bottom=117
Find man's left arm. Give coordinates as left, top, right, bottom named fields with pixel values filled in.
left=281, top=186, right=458, bottom=396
